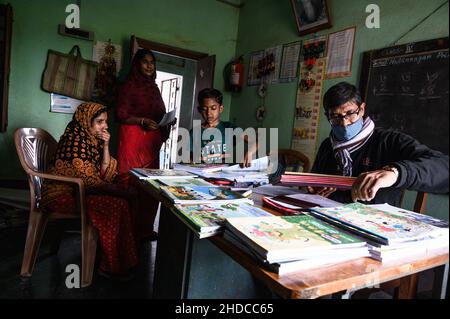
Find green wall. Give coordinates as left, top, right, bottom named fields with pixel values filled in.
left=1, top=0, right=448, bottom=220
left=230, top=0, right=449, bottom=219
left=0, top=0, right=239, bottom=179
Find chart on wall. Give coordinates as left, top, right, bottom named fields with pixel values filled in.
left=291, top=57, right=327, bottom=166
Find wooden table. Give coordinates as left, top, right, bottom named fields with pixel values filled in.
left=132, top=176, right=449, bottom=299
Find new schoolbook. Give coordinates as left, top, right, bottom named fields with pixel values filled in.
left=160, top=185, right=253, bottom=205
left=158, top=178, right=214, bottom=187
left=310, top=203, right=448, bottom=245
left=173, top=202, right=272, bottom=238
left=224, top=215, right=366, bottom=263
left=131, top=168, right=195, bottom=179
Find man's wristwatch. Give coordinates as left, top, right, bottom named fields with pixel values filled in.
left=382, top=165, right=399, bottom=181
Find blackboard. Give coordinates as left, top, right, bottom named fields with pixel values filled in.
left=360, top=37, right=449, bottom=155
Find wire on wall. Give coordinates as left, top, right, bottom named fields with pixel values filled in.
left=392, top=0, right=448, bottom=45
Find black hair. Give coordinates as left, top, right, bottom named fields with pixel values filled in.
left=197, top=88, right=223, bottom=105
left=133, top=48, right=156, bottom=65
left=91, top=107, right=108, bottom=125
left=323, top=82, right=362, bottom=113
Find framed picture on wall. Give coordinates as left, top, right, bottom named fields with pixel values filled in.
left=290, top=0, right=332, bottom=36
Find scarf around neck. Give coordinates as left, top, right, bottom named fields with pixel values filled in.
left=330, top=116, right=375, bottom=176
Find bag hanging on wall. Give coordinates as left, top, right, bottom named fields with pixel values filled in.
left=41, top=45, right=98, bottom=101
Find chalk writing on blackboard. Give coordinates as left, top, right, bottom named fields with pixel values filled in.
left=360, top=38, right=449, bottom=155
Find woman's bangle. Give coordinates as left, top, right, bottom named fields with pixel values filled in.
left=140, top=118, right=145, bottom=127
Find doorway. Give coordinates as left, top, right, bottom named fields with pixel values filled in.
left=156, top=71, right=182, bottom=169
left=130, top=36, right=216, bottom=168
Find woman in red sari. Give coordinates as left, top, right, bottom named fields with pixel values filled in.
left=116, top=49, right=174, bottom=240
left=42, top=102, right=138, bottom=277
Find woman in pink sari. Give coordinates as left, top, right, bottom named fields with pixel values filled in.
left=116, top=49, right=174, bottom=240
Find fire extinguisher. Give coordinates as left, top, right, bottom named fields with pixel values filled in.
left=224, top=56, right=244, bottom=92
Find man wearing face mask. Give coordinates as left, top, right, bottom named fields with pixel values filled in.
left=308, top=82, right=449, bottom=205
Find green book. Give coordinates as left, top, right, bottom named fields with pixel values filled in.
left=225, top=215, right=366, bottom=263
left=173, top=202, right=271, bottom=238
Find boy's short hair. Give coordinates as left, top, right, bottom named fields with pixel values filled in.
left=197, top=88, right=223, bottom=105
left=323, top=82, right=363, bottom=113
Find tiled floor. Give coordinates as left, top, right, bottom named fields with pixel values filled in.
left=0, top=220, right=157, bottom=299
left=0, top=201, right=445, bottom=299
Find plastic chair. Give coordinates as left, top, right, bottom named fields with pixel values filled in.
left=14, top=128, right=98, bottom=288
left=270, top=148, right=311, bottom=173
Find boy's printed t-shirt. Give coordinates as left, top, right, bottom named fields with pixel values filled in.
left=190, top=121, right=237, bottom=163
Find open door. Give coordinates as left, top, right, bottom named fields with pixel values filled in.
left=191, top=55, right=216, bottom=123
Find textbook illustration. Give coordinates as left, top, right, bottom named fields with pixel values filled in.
left=310, top=203, right=448, bottom=245
left=174, top=202, right=271, bottom=235
left=130, top=168, right=194, bottom=179
left=160, top=185, right=253, bottom=204
left=225, top=215, right=366, bottom=263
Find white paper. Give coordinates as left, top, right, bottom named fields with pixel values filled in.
left=284, top=193, right=343, bottom=207
left=159, top=109, right=176, bottom=126
left=279, top=41, right=302, bottom=82
left=50, top=93, right=84, bottom=114
left=222, top=156, right=269, bottom=172
left=326, top=27, right=356, bottom=78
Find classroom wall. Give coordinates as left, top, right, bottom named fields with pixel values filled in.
left=0, top=0, right=240, bottom=179
left=230, top=0, right=449, bottom=219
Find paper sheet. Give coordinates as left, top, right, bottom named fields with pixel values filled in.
left=159, top=109, right=176, bottom=126
left=50, top=93, right=84, bottom=114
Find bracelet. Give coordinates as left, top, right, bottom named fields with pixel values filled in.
left=140, top=118, right=145, bottom=127
left=382, top=165, right=399, bottom=180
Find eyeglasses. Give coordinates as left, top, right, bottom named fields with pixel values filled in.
left=326, top=106, right=361, bottom=125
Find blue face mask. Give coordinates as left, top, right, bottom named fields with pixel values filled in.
left=332, top=117, right=363, bottom=141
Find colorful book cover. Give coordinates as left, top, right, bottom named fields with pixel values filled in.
left=131, top=168, right=194, bottom=179
left=160, top=185, right=253, bottom=204
left=173, top=202, right=272, bottom=235
left=225, top=215, right=366, bottom=263
left=310, top=203, right=447, bottom=245
left=158, top=178, right=214, bottom=187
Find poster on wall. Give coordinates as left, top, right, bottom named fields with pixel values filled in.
left=50, top=93, right=84, bottom=114
left=291, top=57, right=327, bottom=165
left=279, top=41, right=302, bottom=83
left=265, top=45, right=283, bottom=84
left=325, top=26, right=356, bottom=78
left=247, top=50, right=264, bottom=86
left=92, top=40, right=123, bottom=106
left=92, top=40, right=123, bottom=76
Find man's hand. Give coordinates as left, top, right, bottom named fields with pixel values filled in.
left=143, top=118, right=159, bottom=131
left=307, top=186, right=337, bottom=197
left=351, top=169, right=398, bottom=202
left=96, top=129, right=111, bottom=145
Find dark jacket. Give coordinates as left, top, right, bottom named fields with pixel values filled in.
left=311, top=128, right=449, bottom=206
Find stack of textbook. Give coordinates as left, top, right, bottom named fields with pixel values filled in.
left=273, top=172, right=356, bottom=190
left=309, top=203, right=449, bottom=262
left=172, top=202, right=272, bottom=238
left=224, top=214, right=370, bottom=275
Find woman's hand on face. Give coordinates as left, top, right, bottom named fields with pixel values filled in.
left=96, top=129, right=110, bottom=145
left=143, top=118, right=159, bottom=131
